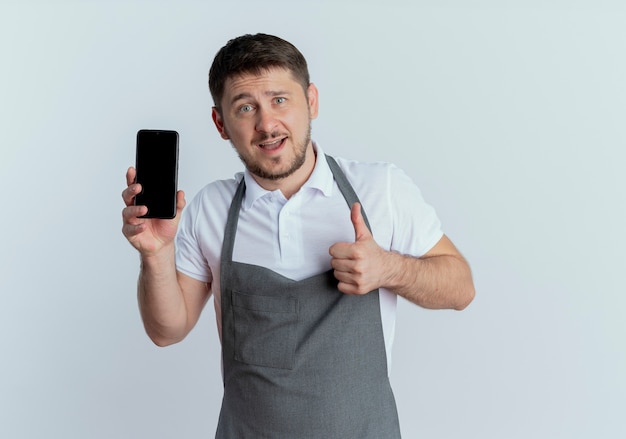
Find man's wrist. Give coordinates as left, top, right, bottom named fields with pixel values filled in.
left=381, top=251, right=412, bottom=291
left=140, top=243, right=176, bottom=270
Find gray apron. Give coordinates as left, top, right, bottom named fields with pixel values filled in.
left=216, top=155, right=401, bottom=438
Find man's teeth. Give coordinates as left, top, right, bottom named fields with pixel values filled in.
left=260, top=139, right=282, bottom=148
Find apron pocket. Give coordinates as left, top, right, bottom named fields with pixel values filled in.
left=231, top=291, right=298, bottom=370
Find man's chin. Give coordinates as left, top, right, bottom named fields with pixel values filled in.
left=251, top=166, right=299, bottom=181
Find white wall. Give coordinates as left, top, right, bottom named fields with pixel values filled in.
left=1, top=1, right=624, bottom=437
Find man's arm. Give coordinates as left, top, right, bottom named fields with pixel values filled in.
left=122, top=167, right=211, bottom=346
left=329, top=203, right=475, bottom=310
left=378, top=234, right=474, bottom=310
left=137, top=250, right=211, bottom=346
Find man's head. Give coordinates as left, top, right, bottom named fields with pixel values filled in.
left=209, top=33, right=310, bottom=113
left=209, top=34, right=319, bottom=195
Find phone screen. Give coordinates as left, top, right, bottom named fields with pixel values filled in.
left=135, top=129, right=179, bottom=219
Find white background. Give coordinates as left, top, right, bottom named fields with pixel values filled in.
left=1, top=1, right=625, bottom=438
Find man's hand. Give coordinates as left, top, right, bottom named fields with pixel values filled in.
left=329, top=203, right=392, bottom=295
left=121, top=166, right=186, bottom=256
left=329, top=202, right=475, bottom=309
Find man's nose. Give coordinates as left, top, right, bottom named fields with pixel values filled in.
left=255, top=107, right=278, bottom=134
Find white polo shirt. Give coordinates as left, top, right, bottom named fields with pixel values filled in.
left=176, top=143, right=443, bottom=372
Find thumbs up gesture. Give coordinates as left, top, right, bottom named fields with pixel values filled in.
left=329, top=202, right=392, bottom=295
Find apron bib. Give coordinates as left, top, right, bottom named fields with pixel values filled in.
left=216, top=155, right=401, bottom=438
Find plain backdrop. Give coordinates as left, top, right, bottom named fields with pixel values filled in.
left=1, top=1, right=625, bottom=438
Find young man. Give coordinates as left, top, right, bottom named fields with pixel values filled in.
left=122, top=33, right=474, bottom=438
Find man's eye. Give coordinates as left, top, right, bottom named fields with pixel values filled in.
left=240, top=104, right=253, bottom=113
left=274, top=97, right=286, bottom=104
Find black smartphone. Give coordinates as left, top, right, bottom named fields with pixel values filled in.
left=135, top=129, right=179, bottom=219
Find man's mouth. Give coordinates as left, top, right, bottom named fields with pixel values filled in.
left=258, top=137, right=286, bottom=151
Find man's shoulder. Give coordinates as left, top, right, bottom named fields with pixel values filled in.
left=331, top=155, right=398, bottom=175
left=327, top=155, right=422, bottom=209
left=330, top=155, right=405, bottom=186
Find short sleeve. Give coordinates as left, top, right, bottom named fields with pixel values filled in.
left=175, top=194, right=213, bottom=283
left=387, top=164, right=443, bottom=257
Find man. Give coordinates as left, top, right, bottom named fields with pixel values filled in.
left=122, top=33, right=474, bottom=438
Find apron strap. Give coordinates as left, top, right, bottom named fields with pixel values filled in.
left=325, top=154, right=373, bottom=234
left=221, top=176, right=246, bottom=266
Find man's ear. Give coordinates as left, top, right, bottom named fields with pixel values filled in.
left=307, top=83, right=319, bottom=120
left=212, top=107, right=229, bottom=140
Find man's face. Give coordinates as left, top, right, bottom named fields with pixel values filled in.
left=212, top=68, right=319, bottom=187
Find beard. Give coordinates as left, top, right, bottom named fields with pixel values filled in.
left=232, top=122, right=312, bottom=181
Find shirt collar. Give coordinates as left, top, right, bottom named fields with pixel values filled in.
left=302, top=142, right=334, bottom=197
left=241, top=141, right=334, bottom=210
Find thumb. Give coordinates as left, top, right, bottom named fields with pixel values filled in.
left=351, top=202, right=371, bottom=242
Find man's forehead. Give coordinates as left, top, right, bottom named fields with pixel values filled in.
left=224, top=67, right=297, bottom=90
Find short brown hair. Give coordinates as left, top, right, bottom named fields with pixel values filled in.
left=209, top=33, right=310, bottom=112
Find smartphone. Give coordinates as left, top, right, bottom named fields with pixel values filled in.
left=135, top=129, right=179, bottom=219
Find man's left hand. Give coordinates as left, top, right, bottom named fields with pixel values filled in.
left=329, top=203, right=393, bottom=295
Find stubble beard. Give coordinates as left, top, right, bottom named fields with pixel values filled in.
left=233, top=122, right=312, bottom=181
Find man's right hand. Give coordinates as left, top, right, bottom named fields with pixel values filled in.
left=121, top=166, right=186, bottom=256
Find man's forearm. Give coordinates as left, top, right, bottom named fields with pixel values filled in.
left=137, top=244, right=189, bottom=346
left=384, top=251, right=475, bottom=310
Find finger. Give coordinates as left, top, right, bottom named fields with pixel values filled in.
left=122, top=221, right=147, bottom=239
left=335, top=279, right=361, bottom=296
left=330, top=257, right=356, bottom=273
left=175, top=190, right=186, bottom=214
left=334, top=271, right=355, bottom=287
left=122, top=183, right=143, bottom=207
left=328, top=242, right=355, bottom=259
left=121, top=205, right=149, bottom=241
left=122, top=205, right=148, bottom=225
left=122, top=167, right=141, bottom=206
left=332, top=269, right=356, bottom=287
left=351, top=202, right=371, bottom=242
left=125, top=166, right=136, bottom=186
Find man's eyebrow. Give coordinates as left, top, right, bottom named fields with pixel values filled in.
left=229, top=90, right=291, bottom=106
left=230, top=92, right=252, bottom=105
